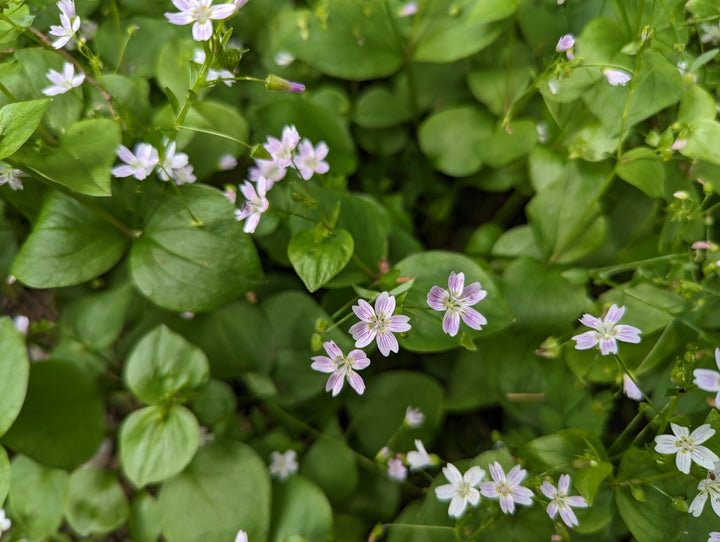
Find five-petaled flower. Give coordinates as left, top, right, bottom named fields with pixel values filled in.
left=311, top=340, right=370, bottom=396
left=111, top=143, right=159, bottom=180
left=295, top=139, right=330, bottom=180
left=435, top=463, right=485, bottom=518
left=42, top=62, right=85, bottom=96
left=404, top=406, right=425, bottom=428
left=164, top=0, right=237, bottom=41
left=602, top=67, right=632, bottom=86
left=572, top=304, right=641, bottom=356
left=406, top=439, right=433, bottom=470
left=234, top=178, right=269, bottom=233
left=49, top=0, right=80, bottom=49
left=694, top=348, right=720, bottom=406
left=349, top=291, right=411, bottom=356
left=654, top=423, right=719, bottom=474
left=689, top=467, right=720, bottom=517
left=427, top=271, right=487, bottom=337
left=269, top=449, right=298, bottom=480
left=480, top=461, right=534, bottom=515
left=540, top=474, right=588, bottom=528
left=0, top=163, right=27, bottom=190
left=265, top=125, right=300, bottom=168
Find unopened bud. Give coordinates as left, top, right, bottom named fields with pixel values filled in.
left=265, top=74, right=305, bottom=93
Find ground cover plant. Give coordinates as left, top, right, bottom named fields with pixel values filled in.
left=3, top=0, right=720, bottom=540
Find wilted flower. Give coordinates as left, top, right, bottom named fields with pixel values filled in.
left=572, top=304, right=642, bottom=356
left=480, top=462, right=534, bottom=515
left=602, top=67, right=632, bottom=86
left=427, top=271, right=487, bottom=337
left=310, top=340, right=371, bottom=396
left=540, top=474, right=588, bottom=528
left=295, top=139, right=329, bottom=180
left=694, top=348, right=720, bottom=406
left=349, top=292, right=411, bottom=356
left=435, top=463, right=485, bottom=518
left=269, top=450, right=298, bottom=479
left=41, top=62, right=85, bottom=96
left=234, top=178, right=269, bottom=233
left=404, top=406, right=425, bottom=428
left=164, top=0, right=237, bottom=41
left=49, top=0, right=80, bottom=49
left=654, top=423, right=719, bottom=474
left=111, top=143, right=159, bottom=180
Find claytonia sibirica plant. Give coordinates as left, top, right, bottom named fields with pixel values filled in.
left=310, top=340, right=370, bottom=396
left=654, top=423, right=719, bottom=474
left=0, top=164, right=26, bottom=190
left=427, top=271, right=487, bottom=337
left=111, top=144, right=160, bottom=181
left=268, top=450, right=298, bottom=480
left=49, top=0, right=80, bottom=49
left=387, top=456, right=408, bottom=481
left=41, top=62, right=85, bottom=96
left=234, top=179, right=269, bottom=233
left=164, top=0, right=238, bottom=41
left=435, top=463, right=485, bottom=518
left=480, top=462, right=534, bottom=515
left=572, top=304, right=642, bottom=356
left=349, top=291, right=411, bottom=356
left=689, top=468, right=720, bottom=517
left=602, top=67, right=633, bottom=86
left=540, top=474, right=588, bottom=528
left=294, top=139, right=330, bottom=180
left=694, top=348, right=720, bottom=405
left=406, top=439, right=433, bottom=470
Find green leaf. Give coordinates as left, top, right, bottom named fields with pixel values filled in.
left=616, top=147, right=665, bottom=198
left=682, top=120, right=720, bottom=165
left=677, top=85, right=717, bottom=124
left=300, top=421, right=358, bottom=503
left=0, top=317, right=29, bottom=437
left=12, top=118, right=121, bottom=196
left=65, top=469, right=129, bottom=537
left=1, top=360, right=106, bottom=469
left=270, top=476, right=333, bottom=542
left=478, top=119, right=538, bottom=168
left=158, top=440, right=271, bottom=542
left=418, top=106, right=494, bottom=177
left=288, top=227, right=354, bottom=292
left=8, top=455, right=68, bottom=540
left=130, top=184, right=264, bottom=312
left=119, top=404, right=199, bottom=487
left=353, top=84, right=413, bottom=128
left=125, top=324, right=209, bottom=406
left=0, top=99, right=50, bottom=160
left=394, top=251, right=512, bottom=352
left=0, top=2, right=33, bottom=45
left=130, top=492, right=162, bottom=542
left=273, top=2, right=403, bottom=80
left=11, top=191, right=129, bottom=287
left=0, top=447, right=8, bottom=509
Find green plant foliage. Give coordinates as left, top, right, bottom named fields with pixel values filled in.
left=0, top=317, right=29, bottom=437
left=288, top=226, right=354, bottom=292
left=0, top=99, right=50, bottom=160
left=269, top=476, right=333, bottom=541
left=65, top=469, right=129, bottom=536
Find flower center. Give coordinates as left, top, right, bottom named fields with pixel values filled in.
left=496, top=481, right=513, bottom=497
left=457, top=480, right=474, bottom=498
left=676, top=437, right=695, bottom=453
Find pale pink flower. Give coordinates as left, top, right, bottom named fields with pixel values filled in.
left=572, top=304, right=642, bottom=356
left=555, top=34, right=575, bottom=59
left=710, top=532, right=720, bottom=542
left=265, top=125, right=300, bottom=168
left=49, top=0, right=80, bottom=49
left=435, top=463, right=485, bottom=518
left=311, top=340, right=370, bottom=396
left=694, top=348, right=720, bottom=406
left=623, top=374, right=643, bottom=401
left=269, top=450, right=297, bottom=479
left=111, top=143, right=159, bottom=180
left=406, top=439, right=433, bottom=470
left=349, top=292, right=411, bottom=356
left=602, top=67, right=632, bottom=86
left=164, top=0, right=237, bottom=42
left=218, top=153, right=238, bottom=171
left=404, top=406, right=424, bottom=428
left=13, top=315, right=29, bottom=335
left=234, top=178, right=269, bottom=233
left=295, top=139, right=329, bottom=180
left=0, top=163, right=26, bottom=190
left=427, top=271, right=487, bottom=337
left=654, top=423, right=719, bottom=474
left=248, top=159, right=286, bottom=188
left=41, top=62, right=85, bottom=96
left=540, top=474, right=588, bottom=528
left=388, top=456, right=407, bottom=481
left=480, top=462, right=534, bottom=515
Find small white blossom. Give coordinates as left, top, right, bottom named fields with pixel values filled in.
left=398, top=1, right=418, bottom=16
left=689, top=470, right=720, bottom=517
left=572, top=304, right=642, bottom=356
left=294, top=139, right=330, bottom=180
left=13, top=315, right=29, bottom=335
left=654, top=423, right=719, bottom=474
left=480, top=462, right=534, bottom=515
left=404, top=406, right=425, bottom=428
left=111, top=143, right=159, bottom=180
left=623, top=374, right=643, bottom=401
left=49, top=0, right=80, bottom=49
left=388, top=457, right=407, bottom=481
left=694, top=348, right=720, bottom=406
left=234, top=178, right=269, bottom=233
left=427, top=271, right=487, bottom=337
left=157, top=140, right=190, bottom=182
left=700, top=23, right=720, bottom=45
left=265, top=125, right=300, bottom=168
left=602, top=67, right=632, bottom=86
left=274, top=50, right=295, bottom=67
left=235, top=529, right=248, bottom=542
left=218, top=153, right=238, bottom=170
left=540, top=474, right=588, bottom=528
left=349, top=292, right=411, bottom=357
left=41, top=62, right=85, bottom=96
left=269, top=450, right=298, bottom=480
left=435, top=463, right=485, bottom=518
left=0, top=509, right=10, bottom=534
left=406, top=439, right=432, bottom=470
left=248, top=159, right=286, bottom=189
left=710, top=532, right=720, bottom=542
left=165, top=0, right=237, bottom=41
left=0, top=163, right=27, bottom=190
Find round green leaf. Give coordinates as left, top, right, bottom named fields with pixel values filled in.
left=0, top=98, right=50, bottom=160
left=158, top=440, right=271, bottom=542
left=125, top=324, right=209, bottom=405
left=130, top=492, right=162, bottom=542
left=300, top=422, right=358, bottom=503
left=395, top=251, right=512, bottom=353
left=616, top=147, right=665, bottom=198
left=288, top=227, right=354, bottom=292
left=0, top=317, right=29, bottom=437
left=270, top=476, right=333, bottom=542
left=1, top=360, right=106, bottom=469
left=66, top=469, right=129, bottom=537
left=682, top=120, right=720, bottom=165
left=8, top=455, right=68, bottom=539
left=418, top=106, right=494, bottom=177
left=130, top=184, right=264, bottom=312
left=11, top=191, right=129, bottom=287
left=120, top=405, right=199, bottom=488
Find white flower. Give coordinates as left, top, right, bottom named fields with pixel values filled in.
left=41, top=62, right=85, bottom=96
left=294, top=139, right=330, bottom=180
left=13, top=315, right=29, bottom=335
left=111, top=143, right=159, bottom=180
left=404, top=406, right=425, bottom=428
left=0, top=509, right=10, bottom=534
left=49, top=0, right=80, bottom=49
left=157, top=140, right=190, bottom=182
left=218, top=153, right=238, bottom=170
left=234, top=178, right=269, bottom=233
left=274, top=50, right=295, bottom=67
left=269, top=450, right=298, bottom=480
left=602, top=67, right=632, bottom=86
left=694, top=348, right=720, bottom=406
left=556, top=34, right=575, bottom=52
left=164, top=0, right=237, bottom=42
left=398, top=1, right=418, bottom=16
left=235, top=529, right=248, bottom=542
left=0, top=163, right=27, bottom=190
left=192, top=49, right=235, bottom=86
left=435, top=463, right=485, bottom=518
left=654, top=423, right=719, bottom=474
left=310, top=340, right=371, bottom=396
left=171, top=165, right=196, bottom=185
left=689, top=472, right=720, bottom=517
left=388, top=457, right=407, bottom=481
left=540, top=474, right=588, bottom=528
left=480, top=461, right=534, bottom=515
left=623, top=374, right=643, bottom=401
left=710, top=532, right=720, bottom=542
left=427, top=271, right=487, bottom=337
left=700, top=23, right=720, bottom=45
left=406, top=439, right=432, bottom=470
left=248, top=159, right=286, bottom=189
left=265, top=125, right=300, bottom=168
left=572, top=304, right=642, bottom=356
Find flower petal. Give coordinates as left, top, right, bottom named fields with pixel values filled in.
left=374, top=291, right=395, bottom=317
left=352, top=299, right=375, bottom=322
left=572, top=330, right=599, bottom=350
left=427, top=286, right=449, bottom=311
left=443, top=311, right=460, bottom=337
left=460, top=307, right=487, bottom=330
left=376, top=331, right=398, bottom=356
left=604, top=304, right=625, bottom=325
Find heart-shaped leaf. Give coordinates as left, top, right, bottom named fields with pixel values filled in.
left=288, top=227, right=354, bottom=292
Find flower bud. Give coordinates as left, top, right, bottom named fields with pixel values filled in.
left=265, top=74, right=305, bottom=93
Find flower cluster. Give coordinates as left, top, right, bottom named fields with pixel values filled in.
left=49, top=0, right=80, bottom=49
left=164, top=0, right=244, bottom=42
left=111, top=141, right=196, bottom=184
left=234, top=125, right=329, bottom=233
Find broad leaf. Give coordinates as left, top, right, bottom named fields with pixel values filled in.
left=288, top=227, right=354, bottom=292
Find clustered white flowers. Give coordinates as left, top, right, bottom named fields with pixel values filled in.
left=111, top=141, right=196, bottom=184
